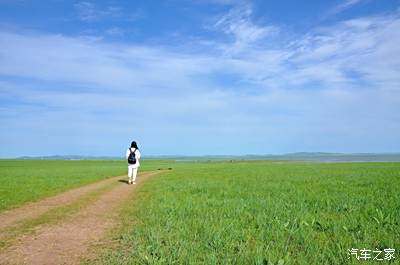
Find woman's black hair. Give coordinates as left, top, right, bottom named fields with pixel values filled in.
left=131, top=141, right=139, bottom=149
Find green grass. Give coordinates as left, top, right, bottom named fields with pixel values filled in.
left=98, top=161, right=400, bottom=265
left=0, top=159, right=169, bottom=211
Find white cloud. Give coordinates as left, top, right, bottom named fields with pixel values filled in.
left=74, top=1, right=122, bottom=22
left=287, top=13, right=400, bottom=90
left=325, top=0, right=365, bottom=18
left=1, top=8, right=399, bottom=93
left=194, top=0, right=237, bottom=5
left=0, top=31, right=223, bottom=94
left=1, top=5, right=400, bottom=155
left=337, top=0, right=363, bottom=10
left=213, top=3, right=278, bottom=54
left=104, top=27, right=124, bottom=37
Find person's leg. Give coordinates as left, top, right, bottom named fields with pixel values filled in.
left=128, top=166, right=133, bottom=184
left=132, top=167, right=138, bottom=183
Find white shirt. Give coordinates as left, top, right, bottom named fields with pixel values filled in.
left=126, top=148, right=141, bottom=168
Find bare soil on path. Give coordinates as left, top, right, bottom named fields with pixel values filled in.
left=0, top=171, right=161, bottom=265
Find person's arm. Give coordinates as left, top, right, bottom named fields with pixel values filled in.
left=125, top=149, right=130, bottom=159
left=136, top=149, right=141, bottom=160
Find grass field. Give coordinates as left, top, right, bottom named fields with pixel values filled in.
left=97, top=161, right=400, bottom=265
left=0, top=159, right=171, bottom=211
left=1, top=160, right=399, bottom=264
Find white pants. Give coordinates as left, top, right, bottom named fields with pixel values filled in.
left=128, top=166, right=138, bottom=182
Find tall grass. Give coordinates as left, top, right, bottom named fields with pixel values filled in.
left=100, top=161, right=400, bottom=265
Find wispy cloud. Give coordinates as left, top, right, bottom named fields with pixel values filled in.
left=74, top=1, right=122, bottom=22
left=194, top=0, right=237, bottom=5
left=325, top=0, right=365, bottom=18
left=1, top=4, right=399, bottom=155
left=288, top=13, right=400, bottom=90
left=212, top=3, right=278, bottom=54
left=2, top=7, right=399, bottom=93
left=104, top=27, right=124, bottom=37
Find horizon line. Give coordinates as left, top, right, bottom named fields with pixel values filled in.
left=2, top=152, right=400, bottom=160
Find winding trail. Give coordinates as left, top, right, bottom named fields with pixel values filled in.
left=0, top=171, right=161, bottom=265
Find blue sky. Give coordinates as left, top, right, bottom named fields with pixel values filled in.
left=0, top=0, right=399, bottom=157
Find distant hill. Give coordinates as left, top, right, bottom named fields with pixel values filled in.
left=145, top=152, right=400, bottom=162
left=11, top=152, right=400, bottom=162
left=16, top=155, right=121, bottom=160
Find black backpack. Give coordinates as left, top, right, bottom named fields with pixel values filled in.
left=127, top=148, right=137, bottom=164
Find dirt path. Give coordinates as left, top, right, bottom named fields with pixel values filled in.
left=0, top=175, right=123, bottom=230
left=0, top=171, right=161, bottom=265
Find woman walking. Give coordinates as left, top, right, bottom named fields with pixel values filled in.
left=126, top=141, right=141, bottom=185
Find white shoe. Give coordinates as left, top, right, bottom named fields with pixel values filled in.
left=132, top=182, right=136, bottom=185
left=128, top=180, right=132, bottom=184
